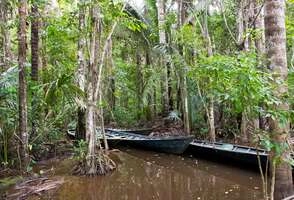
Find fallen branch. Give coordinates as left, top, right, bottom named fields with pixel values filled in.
left=283, top=195, right=294, bottom=200
left=6, top=177, right=64, bottom=200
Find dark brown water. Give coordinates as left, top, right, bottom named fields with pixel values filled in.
left=31, top=148, right=263, bottom=200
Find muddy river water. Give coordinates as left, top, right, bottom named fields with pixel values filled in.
left=26, top=147, right=263, bottom=200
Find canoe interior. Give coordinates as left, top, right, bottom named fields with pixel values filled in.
left=106, top=128, right=153, bottom=136
left=106, top=129, right=193, bottom=141
left=191, top=140, right=268, bottom=155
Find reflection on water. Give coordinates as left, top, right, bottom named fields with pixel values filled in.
left=42, top=149, right=263, bottom=200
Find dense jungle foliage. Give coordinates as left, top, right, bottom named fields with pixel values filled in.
left=0, top=0, right=294, bottom=199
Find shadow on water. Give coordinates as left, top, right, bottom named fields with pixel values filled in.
left=34, top=148, right=263, bottom=200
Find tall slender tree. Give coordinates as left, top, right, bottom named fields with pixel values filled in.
left=0, top=0, right=13, bottom=71
left=236, top=0, right=245, bottom=48
left=79, top=1, right=120, bottom=175
left=203, top=1, right=215, bottom=142
left=238, top=0, right=251, bottom=143
left=157, top=0, right=169, bottom=116
left=136, top=51, right=144, bottom=120
left=76, top=0, right=86, bottom=140
left=177, top=0, right=190, bottom=134
left=31, top=0, right=39, bottom=137
left=236, top=0, right=260, bottom=143
left=253, top=0, right=265, bottom=131
left=0, top=0, right=5, bottom=70
left=254, top=0, right=265, bottom=54
left=85, top=4, right=101, bottom=174
left=264, top=0, right=293, bottom=199
left=18, top=0, right=29, bottom=168
left=193, top=1, right=215, bottom=141
left=31, top=1, right=39, bottom=82
left=106, top=38, right=115, bottom=114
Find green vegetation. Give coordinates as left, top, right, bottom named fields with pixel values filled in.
left=0, top=0, right=294, bottom=199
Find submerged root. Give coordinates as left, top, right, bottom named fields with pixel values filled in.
left=72, top=151, right=116, bottom=176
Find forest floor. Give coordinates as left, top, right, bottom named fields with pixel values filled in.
left=0, top=155, right=70, bottom=199
left=0, top=142, right=73, bottom=199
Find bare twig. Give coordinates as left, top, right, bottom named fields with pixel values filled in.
left=283, top=194, right=294, bottom=200
left=219, top=0, right=238, bottom=45
left=248, top=2, right=265, bottom=29
left=7, top=177, right=64, bottom=200
left=270, top=160, right=276, bottom=200
left=219, top=0, right=265, bottom=48
left=255, top=135, right=268, bottom=200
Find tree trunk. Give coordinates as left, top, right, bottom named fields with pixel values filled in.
left=254, top=0, right=267, bottom=131
left=176, top=77, right=182, bottom=113
left=236, top=0, right=244, bottom=46
left=238, top=0, right=260, bottom=143
left=254, top=0, right=265, bottom=55
left=85, top=84, right=97, bottom=174
left=18, top=0, right=29, bottom=169
left=77, top=108, right=86, bottom=140
left=167, top=62, right=173, bottom=111
left=99, top=88, right=108, bottom=151
left=157, top=0, right=169, bottom=116
left=153, top=85, right=157, bottom=118
left=236, top=0, right=250, bottom=50
left=85, top=4, right=101, bottom=174
left=264, top=0, right=293, bottom=199
left=106, top=38, right=115, bottom=114
left=76, top=0, right=86, bottom=140
left=0, top=1, right=5, bottom=70
left=182, top=75, right=190, bottom=134
left=203, top=3, right=215, bottom=142
left=240, top=112, right=249, bottom=143
left=31, top=1, right=39, bottom=138
left=136, top=51, right=143, bottom=120
left=83, top=1, right=121, bottom=175
left=238, top=0, right=248, bottom=142
left=208, top=98, right=215, bottom=142
left=31, top=2, right=39, bottom=82
left=177, top=0, right=190, bottom=134
left=40, top=19, right=47, bottom=69
left=0, top=0, right=13, bottom=71
left=145, top=50, right=153, bottom=120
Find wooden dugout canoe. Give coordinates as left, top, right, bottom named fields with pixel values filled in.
left=186, top=140, right=269, bottom=170
left=67, top=129, right=194, bottom=154
left=105, top=129, right=194, bottom=154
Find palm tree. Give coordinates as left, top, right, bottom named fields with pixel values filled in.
left=31, top=1, right=39, bottom=82
left=264, top=0, right=293, bottom=199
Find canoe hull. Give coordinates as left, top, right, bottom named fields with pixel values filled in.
left=105, top=129, right=194, bottom=154
left=186, top=141, right=269, bottom=170
left=68, top=129, right=193, bottom=155
left=123, top=137, right=194, bottom=154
